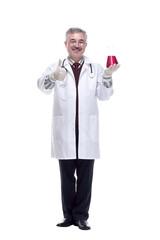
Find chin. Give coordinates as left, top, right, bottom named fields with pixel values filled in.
left=72, top=54, right=83, bottom=58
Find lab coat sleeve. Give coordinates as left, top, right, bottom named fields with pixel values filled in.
left=37, top=64, right=56, bottom=94
left=96, top=64, right=114, bottom=100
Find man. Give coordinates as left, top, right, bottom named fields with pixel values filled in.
left=37, top=28, right=120, bottom=230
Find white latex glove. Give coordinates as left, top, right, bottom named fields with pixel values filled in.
left=50, top=59, right=66, bottom=82
left=104, top=64, right=120, bottom=77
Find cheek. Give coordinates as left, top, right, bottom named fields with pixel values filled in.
left=81, top=47, right=86, bottom=53
left=69, top=46, right=73, bottom=51
left=66, top=46, right=72, bottom=53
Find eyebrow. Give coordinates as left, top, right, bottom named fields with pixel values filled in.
left=70, top=39, right=85, bottom=41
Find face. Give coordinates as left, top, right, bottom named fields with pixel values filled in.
left=64, top=32, right=87, bottom=62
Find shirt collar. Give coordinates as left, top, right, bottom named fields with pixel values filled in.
left=67, top=57, right=84, bottom=68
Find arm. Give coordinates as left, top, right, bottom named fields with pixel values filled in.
left=96, top=64, right=114, bottom=100
left=37, top=65, right=56, bottom=94
left=37, top=59, right=66, bottom=94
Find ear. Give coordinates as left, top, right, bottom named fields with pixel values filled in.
left=64, top=41, right=67, bottom=48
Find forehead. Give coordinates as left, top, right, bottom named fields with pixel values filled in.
left=67, top=32, right=86, bottom=40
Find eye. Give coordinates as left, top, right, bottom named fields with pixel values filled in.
left=70, top=40, right=76, bottom=44
left=79, top=40, right=85, bottom=44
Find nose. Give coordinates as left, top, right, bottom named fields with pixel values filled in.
left=74, top=42, right=80, bottom=47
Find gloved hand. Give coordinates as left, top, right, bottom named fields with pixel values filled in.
left=50, top=59, right=66, bottom=82
left=104, top=64, right=120, bottom=77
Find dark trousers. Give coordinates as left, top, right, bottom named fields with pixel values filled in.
left=59, top=126, right=94, bottom=221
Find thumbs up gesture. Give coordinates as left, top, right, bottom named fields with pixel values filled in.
left=50, top=59, right=66, bottom=81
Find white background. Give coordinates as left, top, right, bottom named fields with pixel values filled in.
left=0, top=0, right=160, bottom=239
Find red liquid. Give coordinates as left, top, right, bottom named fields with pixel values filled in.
left=107, top=56, right=118, bottom=68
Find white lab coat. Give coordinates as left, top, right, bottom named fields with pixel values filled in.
left=37, top=56, right=113, bottom=159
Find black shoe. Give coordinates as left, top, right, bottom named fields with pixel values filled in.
left=56, top=218, right=73, bottom=227
left=75, top=220, right=91, bottom=230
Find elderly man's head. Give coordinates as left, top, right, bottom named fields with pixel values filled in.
left=65, top=28, right=87, bottom=62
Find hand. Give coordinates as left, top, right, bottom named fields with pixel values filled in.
left=104, top=64, right=120, bottom=76
left=50, top=59, right=66, bottom=81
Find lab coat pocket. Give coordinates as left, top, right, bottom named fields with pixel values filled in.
left=52, top=116, right=65, bottom=141
left=90, top=115, right=99, bottom=142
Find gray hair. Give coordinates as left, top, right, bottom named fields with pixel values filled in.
left=65, top=28, right=87, bottom=41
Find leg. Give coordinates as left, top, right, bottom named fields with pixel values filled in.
left=58, top=160, right=76, bottom=221
left=72, top=159, right=95, bottom=221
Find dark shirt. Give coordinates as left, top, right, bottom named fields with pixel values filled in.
left=70, top=60, right=84, bottom=126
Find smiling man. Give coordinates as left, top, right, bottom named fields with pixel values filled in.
left=65, top=30, right=87, bottom=62
left=37, top=28, right=120, bottom=230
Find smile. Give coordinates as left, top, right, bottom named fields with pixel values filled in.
left=72, top=47, right=82, bottom=51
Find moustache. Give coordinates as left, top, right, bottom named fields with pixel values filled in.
left=72, top=47, right=82, bottom=51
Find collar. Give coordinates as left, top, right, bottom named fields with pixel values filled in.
left=67, top=57, right=84, bottom=68
left=63, top=56, right=92, bottom=70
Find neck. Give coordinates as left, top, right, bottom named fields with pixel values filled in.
left=69, top=56, right=83, bottom=63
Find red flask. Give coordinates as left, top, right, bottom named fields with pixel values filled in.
left=106, top=56, right=118, bottom=68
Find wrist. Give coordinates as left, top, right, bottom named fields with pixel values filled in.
left=103, top=75, right=112, bottom=79
left=49, top=73, right=56, bottom=82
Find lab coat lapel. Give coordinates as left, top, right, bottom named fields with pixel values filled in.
left=80, top=56, right=92, bottom=77
left=63, top=59, right=74, bottom=77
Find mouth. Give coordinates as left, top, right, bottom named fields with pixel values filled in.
left=72, top=47, right=82, bottom=52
